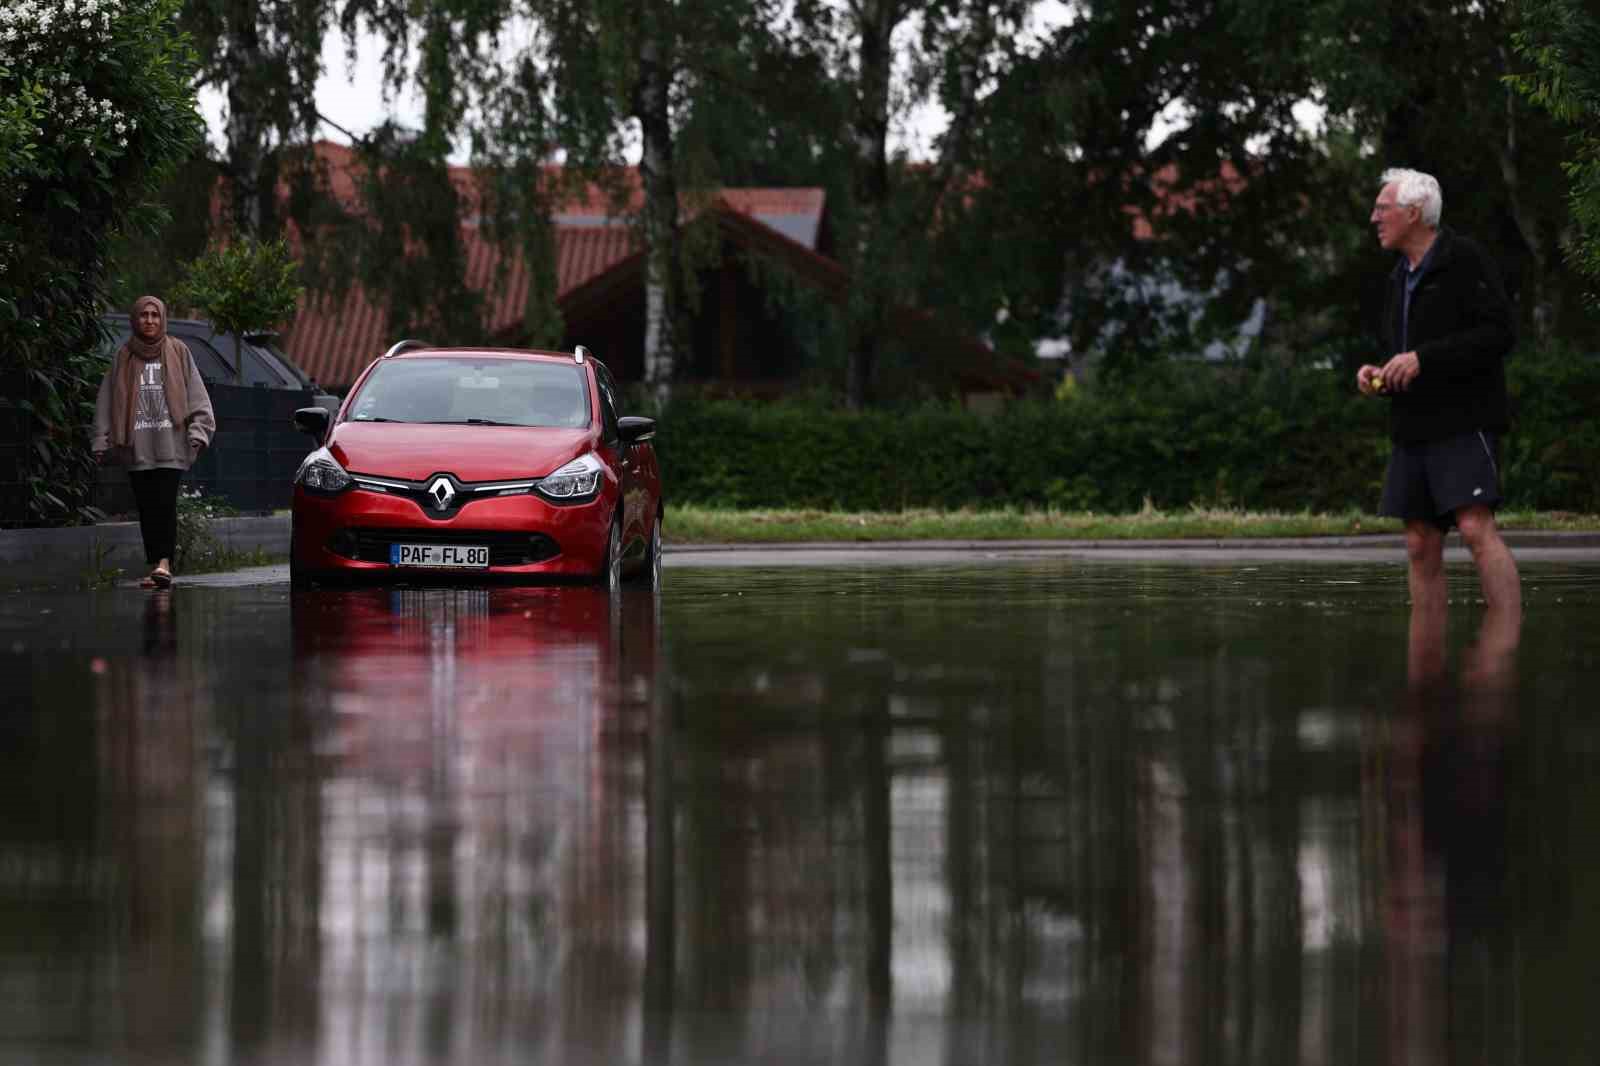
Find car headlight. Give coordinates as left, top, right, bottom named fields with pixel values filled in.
left=295, top=447, right=352, bottom=493
left=536, top=452, right=604, bottom=500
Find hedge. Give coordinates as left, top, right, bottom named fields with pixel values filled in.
left=655, top=345, right=1600, bottom=514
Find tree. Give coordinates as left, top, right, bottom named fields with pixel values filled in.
left=476, top=0, right=791, bottom=394
left=345, top=0, right=812, bottom=395
left=502, top=0, right=706, bottom=393
left=925, top=0, right=1594, bottom=381
left=779, top=0, right=1040, bottom=406
left=173, top=235, right=305, bottom=382
left=144, top=0, right=514, bottom=349
left=1, top=0, right=204, bottom=526
left=1512, top=0, right=1600, bottom=308
left=180, top=0, right=335, bottom=235
left=1306, top=0, right=1579, bottom=344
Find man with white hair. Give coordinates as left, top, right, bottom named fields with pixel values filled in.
left=1357, top=168, right=1520, bottom=616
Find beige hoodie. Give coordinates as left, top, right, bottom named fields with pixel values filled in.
left=93, top=339, right=217, bottom=470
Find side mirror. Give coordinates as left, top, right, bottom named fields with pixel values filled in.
left=618, top=416, right=656, bottom=444
left=293, top=406, right=331, bottom=439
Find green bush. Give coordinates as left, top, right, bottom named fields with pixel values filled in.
left=657, top=346, right=1600, bottom=514
left=0, top=0, right=203, bottom=527
left=1503, top=342, right=1600, bottom=511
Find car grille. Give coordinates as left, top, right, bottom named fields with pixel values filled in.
left=336, top=527, right=561, bottom=567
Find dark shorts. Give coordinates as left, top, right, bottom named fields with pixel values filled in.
left=1380, top=431, right=1503, bottom=532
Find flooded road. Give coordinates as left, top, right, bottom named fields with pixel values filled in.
left=4, top=560, right=1600, bottom=1065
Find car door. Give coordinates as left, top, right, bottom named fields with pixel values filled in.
left=590, top=362, right=642, bottom=550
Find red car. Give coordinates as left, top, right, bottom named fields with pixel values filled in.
left=289, top=342, right=662, bottom=589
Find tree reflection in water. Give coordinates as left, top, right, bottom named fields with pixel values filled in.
left=3, top=564, right=1600, bottom=1065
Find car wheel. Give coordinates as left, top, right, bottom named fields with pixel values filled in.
left=629, top=511, right=662, bottom=589
left=596, top=515, right=622, bottom=592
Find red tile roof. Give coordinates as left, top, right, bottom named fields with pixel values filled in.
left=285, top=224, right=642, bottom=388
left=277, top=143, right=824, bottom=388
left=1126, top=161, right=1247, bottom=240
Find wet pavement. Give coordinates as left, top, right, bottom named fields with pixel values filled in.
left=4, top=557, right=1600, bottom=1065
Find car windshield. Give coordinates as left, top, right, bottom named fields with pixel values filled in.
left=347, top=358, right=590, bottom=428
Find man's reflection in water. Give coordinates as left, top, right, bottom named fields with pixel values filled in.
left=1386, top=598, right=1520, bottom=1065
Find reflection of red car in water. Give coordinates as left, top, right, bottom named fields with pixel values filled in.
left=287, top=586, right=662, bottom=1005
left=290, top=344, right=662, bottom=590
left=292, top=586, right=659, bottom=781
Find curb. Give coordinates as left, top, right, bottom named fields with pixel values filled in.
left=4, top=517, right=1599, bottom=587
left=667, top=530, right=1600, bottom=552
left=0, top=515, right=290, bottom=587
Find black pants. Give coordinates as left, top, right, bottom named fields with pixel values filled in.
left=128, top=468, right=182, bottom=565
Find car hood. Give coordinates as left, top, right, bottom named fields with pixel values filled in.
left=329, top=423, right=594, bottom=482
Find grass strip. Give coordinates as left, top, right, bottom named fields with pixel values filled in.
left=663, top=504, right=1600, bottom=544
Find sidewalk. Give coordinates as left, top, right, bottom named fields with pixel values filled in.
left=1, top=515, right=289, bottom=588
left=6, top=514, right=1600, bottom=588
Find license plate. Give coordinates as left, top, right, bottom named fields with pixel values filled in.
left=390, top=543, right=490, bottom=568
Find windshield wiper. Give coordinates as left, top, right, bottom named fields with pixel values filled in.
left=354, top=416, right=405, bottom=423
left=420, top=418, right=516, bottom=426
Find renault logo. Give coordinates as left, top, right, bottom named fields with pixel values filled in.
left=427, top=476, right=457, bottom=511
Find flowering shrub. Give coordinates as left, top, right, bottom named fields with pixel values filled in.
left=0, top=0, right=201, bottom=528
left=174, top=485, right=237, bottom=569
left=0, top=0, right=134, bottom=157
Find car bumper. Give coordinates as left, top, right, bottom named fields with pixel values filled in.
left=292, top=484, right=613, bottom=581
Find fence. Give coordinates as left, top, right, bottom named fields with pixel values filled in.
left=91, top=384, right=320, bottom=516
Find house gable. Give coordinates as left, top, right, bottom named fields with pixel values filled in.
left=276, top=142, right=1010, bottom=395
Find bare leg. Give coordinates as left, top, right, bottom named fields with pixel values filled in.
left=1454, top=505, right=1521, bottom=614
left=1404, top=519, right=1448, bottom=683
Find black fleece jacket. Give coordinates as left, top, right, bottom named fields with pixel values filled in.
left=1379, top=227, right=1515, bottom=443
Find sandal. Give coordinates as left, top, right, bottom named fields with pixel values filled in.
left=150, top=566, right=172, bottom=589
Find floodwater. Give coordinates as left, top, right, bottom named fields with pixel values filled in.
left=4, top=560, right=1600, bottom=1066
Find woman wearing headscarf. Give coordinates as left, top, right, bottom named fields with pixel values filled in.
left=92, top=296, right=216, bottom=589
